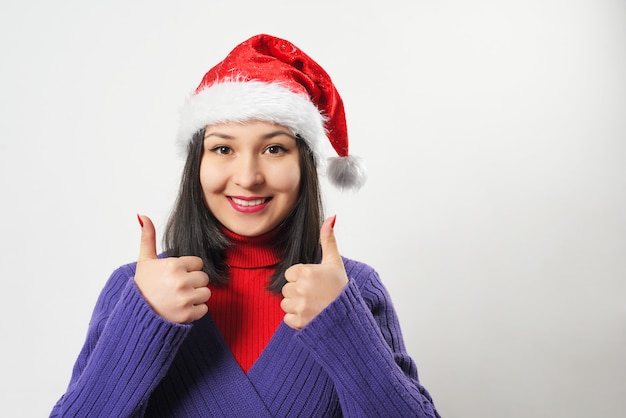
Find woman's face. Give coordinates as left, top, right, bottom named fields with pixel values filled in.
left=200, top=120, right=301, bottom=237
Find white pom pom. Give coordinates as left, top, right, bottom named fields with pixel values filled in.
left=326, top=155, right=367, bottom=190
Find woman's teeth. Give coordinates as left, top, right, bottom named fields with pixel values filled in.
left=231, top=197, right=267, bottom=206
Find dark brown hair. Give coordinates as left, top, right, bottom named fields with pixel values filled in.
left=163, top=128, right=323, bottom=293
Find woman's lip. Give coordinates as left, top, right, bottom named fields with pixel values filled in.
left=228, top=196, right=271, bottom=213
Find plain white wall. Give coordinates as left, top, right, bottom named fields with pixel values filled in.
left=1, top=0, right=625, bottom=416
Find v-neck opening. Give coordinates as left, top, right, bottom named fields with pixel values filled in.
left=204, top=311, right=291, bottom=376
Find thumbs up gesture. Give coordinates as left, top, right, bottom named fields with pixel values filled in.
left=134, top=215, right=211, bottom=324
left=281, top=216, right=349, bottom=330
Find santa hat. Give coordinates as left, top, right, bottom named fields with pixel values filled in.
left=176, top=34, right=366, bottom=190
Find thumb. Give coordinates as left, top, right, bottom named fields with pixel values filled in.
left=320, top=215, right=342, bottom=265
left=137, top=214, right=158, bottom=261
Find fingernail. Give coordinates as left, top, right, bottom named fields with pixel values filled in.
left=137, top=214, right=144, bottom=228
left=331, top=215, right=336, bottom=229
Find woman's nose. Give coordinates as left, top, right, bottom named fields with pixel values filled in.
left=233, top=155, right=264, bottom=188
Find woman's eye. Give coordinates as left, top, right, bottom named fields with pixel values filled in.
left=265, top=145, right=287, bottom=155
left=210, top=146, right=232, bottom=155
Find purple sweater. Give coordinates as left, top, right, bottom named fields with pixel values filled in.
left=51, top=257, right=440, bottom=417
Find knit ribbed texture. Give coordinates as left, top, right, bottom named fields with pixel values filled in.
left=208, top=228, right=284, bottom=373
left=297, top=264, right=437, bottom=416
left=51, top=258, right=440, bottom=417
left=52, top=264, right=192, bottom=417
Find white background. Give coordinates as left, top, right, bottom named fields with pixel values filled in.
left=1, top=1, right=625, bottom=416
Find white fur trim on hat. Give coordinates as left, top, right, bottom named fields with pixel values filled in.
left=175, top=80, right=333, bottom=165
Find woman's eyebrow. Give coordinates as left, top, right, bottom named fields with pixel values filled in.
left=204, top=132, right=234, bottom=140
left=261, top=130, right=296, bottom=140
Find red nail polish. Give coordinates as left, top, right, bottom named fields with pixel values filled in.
left=137, top=214, right=144, bottom=228
left=331, top=215, right=336, bottom=229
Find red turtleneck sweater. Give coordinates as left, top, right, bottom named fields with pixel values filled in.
left=207, top=229, right=284, bottom=373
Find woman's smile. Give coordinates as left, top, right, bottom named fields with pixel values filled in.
left=228, top=196, right=273, bottom=212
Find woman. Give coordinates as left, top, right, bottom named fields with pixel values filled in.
left=51, top=34, right=440, bottom=417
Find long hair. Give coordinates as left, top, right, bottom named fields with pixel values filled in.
left=163, top=128, right=323, bottom=294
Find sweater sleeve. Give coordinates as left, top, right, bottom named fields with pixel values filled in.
left=295, top=259, right=441, bottom=418
left=50, top=264, right=192, bottom=417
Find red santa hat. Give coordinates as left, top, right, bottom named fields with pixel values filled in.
left=176, top=34, right=366, bottom=190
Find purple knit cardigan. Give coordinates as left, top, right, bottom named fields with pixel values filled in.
left=50, top=257, right=440, bottom=417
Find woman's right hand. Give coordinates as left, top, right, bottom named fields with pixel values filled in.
left=134, top=215, right=211, bottom=324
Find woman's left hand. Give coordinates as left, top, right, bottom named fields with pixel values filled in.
left=281, top=216, right=349, bottom=330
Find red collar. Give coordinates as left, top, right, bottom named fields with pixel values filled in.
left=222, top=228, right=281, bottom=268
